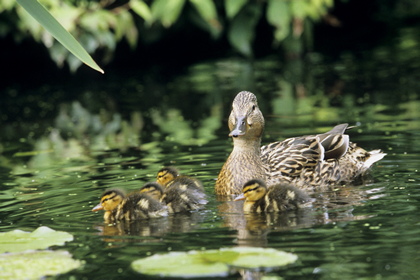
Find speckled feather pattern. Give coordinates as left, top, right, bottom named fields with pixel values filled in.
left=216, top=91, right=386, bottom=195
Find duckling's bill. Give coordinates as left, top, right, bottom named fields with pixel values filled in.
left=234, top=193, right=245, bottom=201
left=92, top=203, right=103, bottom=212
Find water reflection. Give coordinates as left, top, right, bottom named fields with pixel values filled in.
left=93, top=211, right=207, bottom=240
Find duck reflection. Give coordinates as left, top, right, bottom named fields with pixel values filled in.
left=93, top=211, right=206, bottom=241
left=218, top=184, right=379, bottom=247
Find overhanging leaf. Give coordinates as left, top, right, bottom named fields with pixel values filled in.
left=16, top=0, right=104, bottom=73
left=225, top=0, right=248, bottom=19
left=131, top=247, right=298, bottom=278
left=267, top=0, right=291, bottom=42
left=227, top=2, right=262, bottom=57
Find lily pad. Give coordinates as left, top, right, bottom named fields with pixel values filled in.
left=0, top=226, right=73, bottom=253
left=131, top=247, right=298, bottom=278
left=0, top=250, right=82, bottom=280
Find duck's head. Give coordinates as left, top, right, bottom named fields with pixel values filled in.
left=92, top=189, right=125, bottom=212
left=234, top=179, right=267, bottom=202
left=140, top=182, right=164, bottom=200
left=228, top=91, right=265, bottom=139
left=156, top=167, right=179, bottom=186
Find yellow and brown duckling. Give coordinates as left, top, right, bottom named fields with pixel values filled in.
left=92, top=188, right=168, bottom=223
left=156, top=167, right=204, bottom=191
left=216, top=91, right=386, bottom=195
left=234, top=179, right=312, bottom=213
left=140, top=180, right=208, bottom=214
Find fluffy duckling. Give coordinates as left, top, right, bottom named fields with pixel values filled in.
left=92, top=188, right=168, bottom=223
left=156, top=167, right=203, bottom=190
left=140, top=180, right=207, bottom=213
left=234, top=179, right=312, bottom=213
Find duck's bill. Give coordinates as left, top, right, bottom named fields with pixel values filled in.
left=229, top=116, right=246, bottom=137
left=234, top=193, right=245, bottom=201
left=92, top=203, right=103, bottom=212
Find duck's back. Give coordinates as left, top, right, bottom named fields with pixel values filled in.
left=261, top=124, right=385, bottom=189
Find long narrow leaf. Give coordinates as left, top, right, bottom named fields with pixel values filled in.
left=17, top=0, right=104, bottom=74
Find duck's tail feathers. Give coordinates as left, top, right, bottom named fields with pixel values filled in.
left=363, top=149, right=387, bottom=169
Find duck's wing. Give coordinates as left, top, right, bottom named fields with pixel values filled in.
left=261, top=124, right=351, bottom=180
left=261, top=136, right=324, bottom=179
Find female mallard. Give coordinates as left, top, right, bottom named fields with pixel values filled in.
left=234, top=179, right=312, bottom=212
left=92, top=189, right=168, bottom=223
left=216, top=91, right=386, bottom=196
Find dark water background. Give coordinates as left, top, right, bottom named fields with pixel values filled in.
left=1, top=29, right=420, bottom=279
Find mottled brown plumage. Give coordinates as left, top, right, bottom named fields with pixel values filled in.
left=234, top=179, right=312, bottom=213
left=215, top=91, right=386, bottom=195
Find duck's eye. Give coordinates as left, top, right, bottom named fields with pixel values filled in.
left=252, top=105, right=256, bottom=111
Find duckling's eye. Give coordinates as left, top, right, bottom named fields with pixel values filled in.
left=102, top=198, right=109, bottom=202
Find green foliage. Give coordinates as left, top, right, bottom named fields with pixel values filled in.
left=16, top=0, right=104, bottom=73
left=2, top=0, right=335, bottom=72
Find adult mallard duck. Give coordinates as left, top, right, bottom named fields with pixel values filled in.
left=92, top=189, right=168, bottom=223
left=215, top=91, right=386, bottom=196
left=234, top=179, right=312, bottom=213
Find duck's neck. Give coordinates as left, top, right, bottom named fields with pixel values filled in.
left=217, top=137, right=266, bottom=195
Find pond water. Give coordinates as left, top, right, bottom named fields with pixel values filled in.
left=1, top=44, right=420, bottom=279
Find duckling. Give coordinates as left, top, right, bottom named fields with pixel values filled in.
left=151, top=167, right=208, bottom=212
left=92, top=188, right=167, bottom=223
left=140, top=180, right=208, bottom=213
left=156, top=167, right=204, bottom=190
left=216, top=91, right=386, bottom=195
left=234, top=179, right=312, bottom=213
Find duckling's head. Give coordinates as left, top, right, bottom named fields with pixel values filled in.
left=92, top=189, right=125, bottom=212
left=228, top=91, right=265, bottom=139
left=156, top=167, right=179, bottom=186
left=139, top=182, right=164, bottom=200
left=234, top=179, right=267, bottom=202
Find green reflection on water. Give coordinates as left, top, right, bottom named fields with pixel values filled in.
left=1, top=45, right=420, bottom=279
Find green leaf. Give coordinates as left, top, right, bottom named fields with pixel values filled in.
left=190, top=0, right=216, bottom=22
left=190, top=0, right=221, bottom=37
left=131, top=247, right=298, bottom=278
left=16, top=0, right=104, bottom=73
left=0, top=250, right=82, bottom=280
left=130, top=0, right=153, bottom=24
left=151, top=0, right=186, bottom=27
left=267, top=0, right=291, bottom=42
left=225, top=0, right=248, bottom=19
left=227, top=3, right=262, bottom=56
left=0, top=226, right=74, bottom=253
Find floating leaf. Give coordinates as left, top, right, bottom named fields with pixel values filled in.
left=0, top=226, right=74, bottom=254
left=0, top=250, right=82, bottom=280
left=131, top=247, right=298, bottom=278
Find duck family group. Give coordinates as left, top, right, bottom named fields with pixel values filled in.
left=92, top=91, right=386, bottom=223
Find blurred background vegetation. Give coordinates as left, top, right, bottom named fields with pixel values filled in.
left=1, top=0, right=419, bottom=78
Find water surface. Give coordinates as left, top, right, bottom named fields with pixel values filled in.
left=0, top=51, right=419, bottom=279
